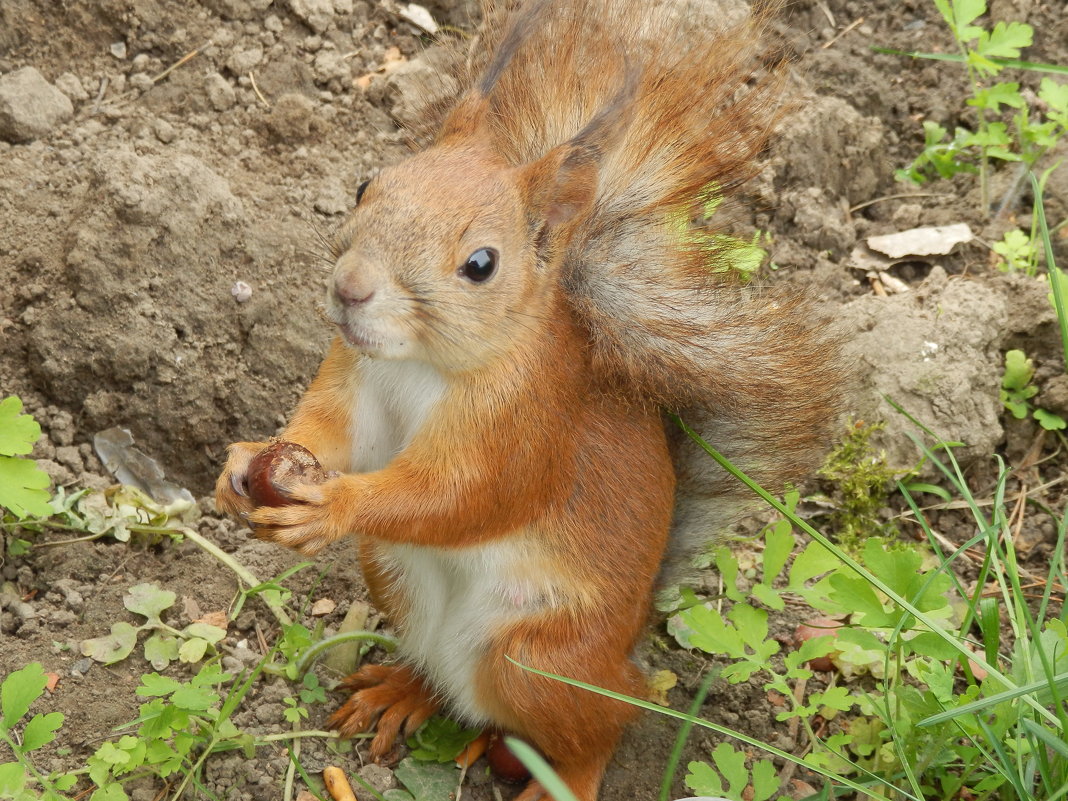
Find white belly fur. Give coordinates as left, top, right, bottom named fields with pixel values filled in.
left=351, top=358, right=447, bottom=472
left=379, top=538, right=553, bottom=724
left=350, top=358, right=551, bottom=722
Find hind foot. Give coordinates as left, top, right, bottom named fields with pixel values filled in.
left=327, top=663, right=439, bottom=760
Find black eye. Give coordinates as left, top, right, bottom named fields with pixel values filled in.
left=459, top=248, right=498, bottom=283
left=355, top=179, right=370, bottom=205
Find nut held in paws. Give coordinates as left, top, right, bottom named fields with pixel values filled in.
left=246, top=441, right=326, bottom=507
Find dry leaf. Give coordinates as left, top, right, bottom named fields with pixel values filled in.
left=766, top=690, right=786, bottom=707
left=867, top=223, right=973, bottom=259
left=311, top=598, right=337, bottom=616
left=45, top=672, right=60, bottom=692
left=354, top=47, right=408, bottom=90
left=646, top=669, right=677, bottom=706
left=399, top=3, right=438, bottom=34
left=195, top=610, right=229, bottom=629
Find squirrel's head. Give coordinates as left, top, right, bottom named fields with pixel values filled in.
left=326, top=103, right=602, bottom=372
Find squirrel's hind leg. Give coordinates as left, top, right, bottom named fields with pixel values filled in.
left=327, top=664, right=439, bottom=760
left=476, top=618, right=643, bottom=801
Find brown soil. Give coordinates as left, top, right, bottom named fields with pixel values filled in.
left=2, top=1, right=1066, bottom=800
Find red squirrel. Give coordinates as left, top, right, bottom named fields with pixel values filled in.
left=215, top=2, right=844, bottom=798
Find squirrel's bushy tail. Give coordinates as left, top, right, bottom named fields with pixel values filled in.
left=446, top=0, right=846, bottom=570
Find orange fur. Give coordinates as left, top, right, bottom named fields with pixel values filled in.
left=213, top=2, right=844, bottom=799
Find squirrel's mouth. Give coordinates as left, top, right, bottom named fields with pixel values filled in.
left=337, top=322, right=383, bottom=352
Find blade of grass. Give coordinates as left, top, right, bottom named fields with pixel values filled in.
left=918, top=671, right=1068, bottom=727
left=505, top=657, right=910, bottom=801
left=871, top=47, right=1068, bottom=75
left=978, top=717, right=1035, bottom=801
left=505, top=738, right=581, bottom=801
left=657, top=665, right=717, bottom=801
left=1033, top=173, right=1068, bottom=368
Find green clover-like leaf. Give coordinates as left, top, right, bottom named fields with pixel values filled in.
left=0, top=396, right=41, bottom=456
left=143, top=634, right=180, bottom=671
left=1, top=662, right=48, bottom=729
left=178, top=637, right=209, bottom=664
left=20, top=711, right=64, bottom=752
left=123, top=583, right=176, bottom=624
left=81, top=622, right=140, bottom=665
left=0, top=455, right=53, bottom=519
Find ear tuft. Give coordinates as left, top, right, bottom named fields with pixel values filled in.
left=437, top=93, right=492, bottom=144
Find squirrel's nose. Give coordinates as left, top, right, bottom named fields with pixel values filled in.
left=333, top=274, right=375, bottom=307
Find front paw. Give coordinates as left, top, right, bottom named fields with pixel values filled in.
left=248, top=477, right=353, bottom=555
left=214, top=441, right=269, bottom=517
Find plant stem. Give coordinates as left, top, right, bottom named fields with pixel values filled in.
left=177, top=525, right=292, bottom=628
left=294, top=630, right=398, bottom=676
left=0, top=729, right=63, bottom=796
left=256, top=730, right=346, bottom=743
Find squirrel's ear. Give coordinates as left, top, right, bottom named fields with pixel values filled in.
left=522, top=145, right=599, bottom=228
left=522, top=66, right=637, bottom=227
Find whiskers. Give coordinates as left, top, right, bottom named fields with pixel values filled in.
left=405, top=294, right=556, bottom=364
left=298, top=218, right=357, bottom=274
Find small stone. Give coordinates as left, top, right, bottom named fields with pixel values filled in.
left=221, top=656, right=244, bottom=674
left=129, top=73, right=154, bottom=93
left=1042, top=374, right=1068, bottom=416
left=71, top=658, right=92, bottom=676
left=289, top=0, right=334, bottom=34
left=53, top=579, right=85, bottom=613
left=50, top=609, right=77, bottom=626
left=110, top=41, right=128, bottom=59
left=153, top=117, right=177, bottom=143
left=226, top=46, right=264, bottom=75
left=204, top=73, right=237, bottom=110
left=357, top=764, right=397, bottom=795
left=212, top=26, right=236, bottom=48
left=54, top=72, right=89, bottom=102
left=35, top=458, right=70, bottom=487
left=231, top=280, right=253, bottom=302
left=54, top=445, right=84, bottom=473
left=254, top=702, right=284, bottom=724
left=264, top=92, right=324, bottom=141
left=313, top=48, right=349, bottom=84
left=0, top=67, right=75, bottom=143
left=9, top=600, right=36, bottom=621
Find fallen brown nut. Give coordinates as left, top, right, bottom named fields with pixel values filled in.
left=487, top=733, right=532, bottom=785
left=794, top=616, right=845, bottom=672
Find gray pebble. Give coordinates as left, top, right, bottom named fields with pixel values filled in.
left=204, top=72, right=237, bottom=111
left=153, top=118, right=177, bottom=143
left=55, top=72, right=89, bottom=102
left=0, top=67, right=74, bottom=143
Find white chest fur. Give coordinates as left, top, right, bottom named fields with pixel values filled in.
left=351, top=358, right=447, bottom=472
left=378, top=538, right=556, bottom=725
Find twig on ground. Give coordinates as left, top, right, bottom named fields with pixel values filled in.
left=822, top=17, right=865, bottom=50
left=249, top=71, right=271, bottom=108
